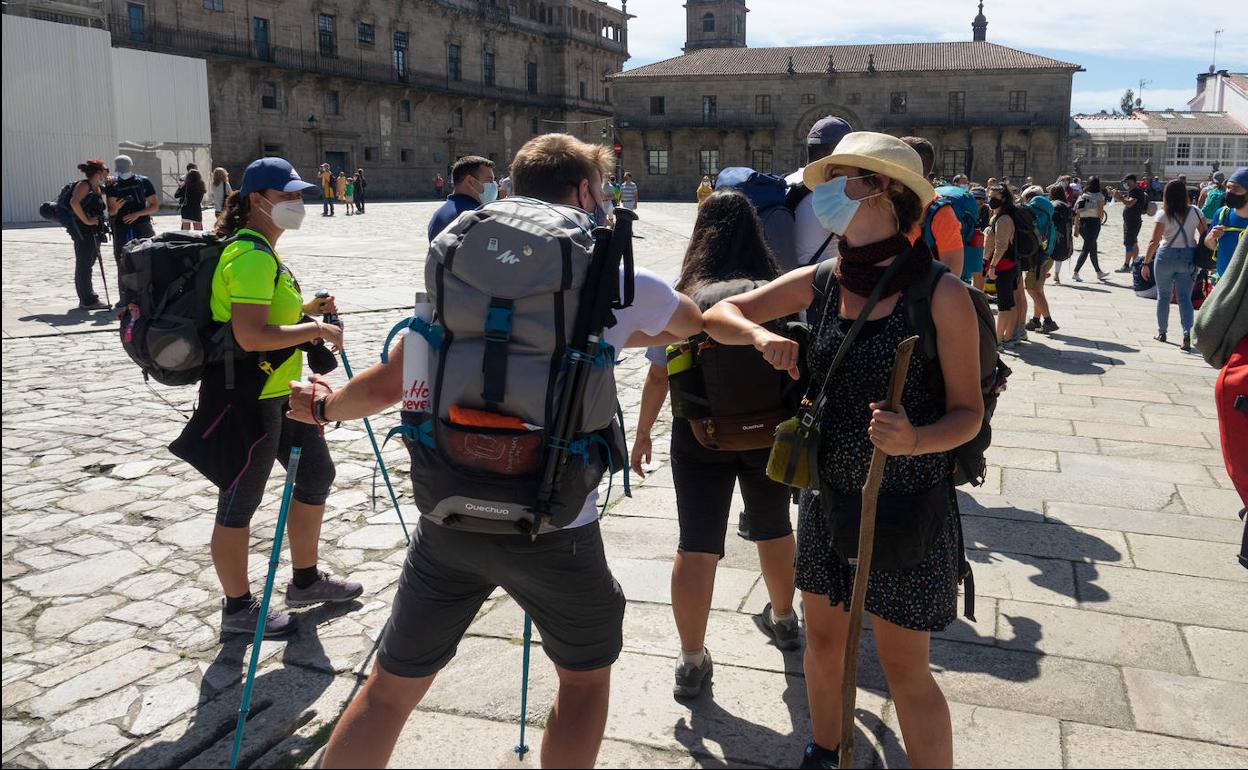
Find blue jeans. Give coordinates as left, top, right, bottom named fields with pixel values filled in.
left=322, top=192, right=334, bottom=215
left=1153, top=246, right=1196, bottom=334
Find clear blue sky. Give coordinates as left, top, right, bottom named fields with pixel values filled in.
left=612, top=0, right=1244, bottom=114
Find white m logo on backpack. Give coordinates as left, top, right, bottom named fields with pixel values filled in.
left=496, top=250, right=520, bottom=265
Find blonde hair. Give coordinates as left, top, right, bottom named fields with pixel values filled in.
left=1022, top=184, right=1046, bottom=201
left=510, top=133, right=613, bottom=203
left=212, top=167, right=229, bottom=186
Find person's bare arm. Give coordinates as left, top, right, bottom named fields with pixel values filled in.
left=630, top=364, right=669, bottom=477
left=624, top=293, right=702, bottom=348
left=290, top=341, right=405, bottom=424
left=1143, top=221, right=1165, bottom=263
left=230, top=302, right=340, bottom=353
left=69, top=181, right=97, bottom=226
left=868, top=274, right=983, bottom=456
left=122, top=193, right=160, bottom=224
left=703, top=265, right=815, bottom=380
left=938, top=246, right=964, bottom=279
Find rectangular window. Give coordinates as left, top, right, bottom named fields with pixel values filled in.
left=318, top=14, right=337, bottom=58
left=1009, top=90, right=1027, bottom=112
left=1003, top=150, right=1027, bottom=178
left=890, top=92, right=907, bottom=114
left=702, top=95, right=717, bottom=124
left=650, top=96, right=665, bottom=115
left=755, top=95, right=771, bottom=115
left=364, top=147, right=378, bottom=162
left=453, top=107, right=463, bottom=128
left=579, top=81, right=587, bottom=99
left=448, top=44, right=461, bottom=81
left=487, top=111, right=497, bottom=131
left=393, top=31, right=407, bottom=80
left=532, top=116, right=541, bottom=134
left=847, top=92, right=861, bottom=105
left=527, top=62, right=538, bottom=94
left=401, top=149, right=413, bottom=164
left=1190, top=137, right=1207, bottom=160
left=948, top=91, right=965, bottom=122
left=261, top=82, right=277, bottom=110
left=325, top=90, right=340, bottom=116
left=605, top=86, right=611, bottom=103
left=942, top=149, right=966, bottom=175
left=699, top=149, right=721, bottom=177
left=483, top=52, right=496, bottom=86
left=751, top=149, right=773, bottom=172
left=127, top=3, right=145, bottom=42
left=802, top=93, right=816, bottom=105
left=358, top=22, right=374, bottom=45
left=647, top=150, right=669, bottom=176
left=399, top=99, right=412, bottom=123
left=262, top=144, right=282, bottom=157
left=1175, top=140, right=1191, bottom=160
left=252, top=17, right=270, bottom=61
left=203, top=0, right=223, bottom=11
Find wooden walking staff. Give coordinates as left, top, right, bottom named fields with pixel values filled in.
left=838, top=335, right=918, bottom=769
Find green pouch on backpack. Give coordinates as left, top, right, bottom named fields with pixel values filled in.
left=766, top=413, right=820, bottom=489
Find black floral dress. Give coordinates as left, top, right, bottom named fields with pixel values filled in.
left=794, top=276, right=960, bottom=633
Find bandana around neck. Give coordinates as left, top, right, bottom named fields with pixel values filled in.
left=834, top=233, right=933, bottom=298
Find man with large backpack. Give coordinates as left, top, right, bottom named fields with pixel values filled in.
left=901, top=137, right=966, bottom=279
left=105, top=154, right=159, bottom=300
left=298, top=133, right=703, bottom=769
left=784, top=116, right=854, bottom=269
left=1022, top=185, right=1061, bottom=334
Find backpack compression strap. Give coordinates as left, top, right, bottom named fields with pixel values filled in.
left=481, top=298, right=515, bottom=404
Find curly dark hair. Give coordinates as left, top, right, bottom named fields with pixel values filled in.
left=184, top=168, right=207, bottom=199
left=675, top=188, right=780, bottom=295
left=215, top=190, right=250, bottom=235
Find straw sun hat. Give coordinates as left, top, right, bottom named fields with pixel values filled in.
left=803, top=132, right=935, bottom=204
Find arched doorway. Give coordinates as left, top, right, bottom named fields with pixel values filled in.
left=790, top=104, right=861, bottom=169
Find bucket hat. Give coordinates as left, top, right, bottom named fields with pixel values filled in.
left=804, top=132, right=935, bottom=203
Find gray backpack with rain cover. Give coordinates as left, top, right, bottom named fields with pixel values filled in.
left=389, top=197, right=627, bottom=534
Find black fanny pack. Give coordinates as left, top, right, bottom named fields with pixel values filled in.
left=823, top=481, right=949, bottom=571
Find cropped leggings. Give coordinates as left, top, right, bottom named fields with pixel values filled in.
left=1075, top=218, right=1102, bottom=274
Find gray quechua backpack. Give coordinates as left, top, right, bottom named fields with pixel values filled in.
left=387, top=197, right=634, bottom=535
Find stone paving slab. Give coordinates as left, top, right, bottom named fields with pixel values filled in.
left=4, top=203, right=1246, bottom=769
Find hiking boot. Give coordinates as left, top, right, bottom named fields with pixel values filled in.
left=673, top=650, right=713, bottom=699
left=759, top=602, right=801, bottom=651
left=1115, top=265, right=1132, bottom=273
left=799, top=742, right=840, bottom=769
left=1025, top=317, right=1042, bottom=332
left=1181, top=332, right=1192, bottom=352
left=1041, top=318, right=1060, bottom=333
left=220, top=599, right=298, bottom=639
left=284, top=571, right=363, bottom=608
left=78, top=299, right=108, bottom=310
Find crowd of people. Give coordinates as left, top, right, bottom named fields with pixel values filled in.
left=48, top=112, right=1248, bottom=769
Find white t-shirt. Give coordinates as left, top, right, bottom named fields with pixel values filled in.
left=564, top=266, right=680, bottom=528
left=620, top=181, right=638, bottom=209
left=786, top=168, right=836, bottom=267
left=1155, top=207, right=1202, bottom=251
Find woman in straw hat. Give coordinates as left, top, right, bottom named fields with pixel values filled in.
left=704, top=132, right=983, bottom=769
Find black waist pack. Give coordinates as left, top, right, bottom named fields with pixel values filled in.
left=823, top=481, right=949, bottom=571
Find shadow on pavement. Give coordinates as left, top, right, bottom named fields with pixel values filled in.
left=115, top=600, right=360, bottom=769
left=1009, top=343, right=1118, bottom=376
left=1044, top=332, right=1137, bottom=354
left=19, top=307, right=116, bottom=330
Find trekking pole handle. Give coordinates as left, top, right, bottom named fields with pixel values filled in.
left=315, top=289, right=342, bottom=329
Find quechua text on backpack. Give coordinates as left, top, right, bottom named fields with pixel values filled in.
left=666, top=279, right=805, bottom=451
left=386, top=198, right=634, bottom=535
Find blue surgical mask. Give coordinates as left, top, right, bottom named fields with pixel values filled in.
left=811, top=174, right=880, bottom=234
left=119, top=171, right=134, bottom=180
left=479, top=181, right=499, bottom=205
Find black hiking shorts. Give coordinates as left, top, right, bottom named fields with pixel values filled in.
left=377, top=518, right=626, bottom=678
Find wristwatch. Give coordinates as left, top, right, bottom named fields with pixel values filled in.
left=313, top=396, right=329, bottom=423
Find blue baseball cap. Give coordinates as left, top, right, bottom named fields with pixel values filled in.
left=1230, top=167, right=1248, bottom=189
left=239, top=157, right=317, bottom=198
left=807, top=116, right=853, bottom=147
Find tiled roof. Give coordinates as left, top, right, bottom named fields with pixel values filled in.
left=1136, top=110, right=1248, bottom=135
left=613, top=41, right=1080, bottom=79
left=1228, top=74, right=1248, bottom=95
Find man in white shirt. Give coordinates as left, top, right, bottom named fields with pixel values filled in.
left=785, top=116, right=853, bottom=268
left=300, top=133, right=702, bottom=770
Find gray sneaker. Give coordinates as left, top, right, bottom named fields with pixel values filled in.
left=673, top=650, right=713, bottom=699
left=220, top=599, right=298, bottom=639
left=759, top=602, right=801, bottom=650
left=284, top=571, right=363, bottom=608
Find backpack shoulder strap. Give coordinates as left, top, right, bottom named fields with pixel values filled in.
left=905, top=260, right=950, bottom=364
left=812, top=257, right=837, bottom=303
left=922, top=198, right=948, bottom=249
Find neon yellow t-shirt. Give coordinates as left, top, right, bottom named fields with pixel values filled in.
left=210, top=229, right=304, bottom=399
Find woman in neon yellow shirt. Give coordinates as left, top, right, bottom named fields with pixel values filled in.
left=207, top=157, right=362, bottom=639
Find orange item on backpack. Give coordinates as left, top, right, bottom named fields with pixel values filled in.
left=448, top=405, right=528, bottom=431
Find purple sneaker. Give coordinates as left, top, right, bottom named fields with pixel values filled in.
left=220, top=599, right=298, bottom=639
left=284, top=571, right=363, bottom=608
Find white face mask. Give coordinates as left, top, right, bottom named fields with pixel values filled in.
left=118, top=171, right=134, bottom=180
left=811, top=174, right=882, bottom=234
left=261, top=197, right=306, bottom=230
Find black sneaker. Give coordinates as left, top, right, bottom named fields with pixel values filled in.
left=1041, top=318, right=1060, bottom=333
left=673, top=650, right=713, bottom=699
left=759, top=602, right=801, bottom=650
left=799, top=741, right=840, bottom=769
left=285, top=571, right=364, bottom=608
left=220, top=599, right=298, bottom=639
left=1115, top=265, right=1131, bottom=273
left=77, top=299, right=107, bottom=310
left=1024, top=317, right=1042, bottom=332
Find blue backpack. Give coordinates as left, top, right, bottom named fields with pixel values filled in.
left=715, top=167, right=798, bottom=271
left=1026, top=196, right=1057, bottom=258
left=922, top=185, right=980, bottom=251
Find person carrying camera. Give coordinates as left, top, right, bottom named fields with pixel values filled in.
left=105, top=155, right=158, bottom=291
left=205, top=157, right=363, bottom=638
left=66, top=159, right=110, bottom=309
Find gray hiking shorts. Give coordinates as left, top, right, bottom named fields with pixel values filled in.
left=377, top=518, right=626, bottom=678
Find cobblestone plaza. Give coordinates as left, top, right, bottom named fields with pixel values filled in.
left=2, top=203, right=1246, bottom=768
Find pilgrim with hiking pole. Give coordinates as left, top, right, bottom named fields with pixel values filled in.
left=703, top=132, right=986, bottom=769
left=287, top=133, right=702, bottom=769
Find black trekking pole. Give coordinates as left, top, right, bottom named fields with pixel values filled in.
left=96, top=247, right=112, bottom=308
left=315, top=291, right=410, bottom=545
left=528, top=208, right=636, bottom=540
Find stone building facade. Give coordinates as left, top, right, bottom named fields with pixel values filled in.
left=611, top=3, right=1080, bottom=199
left=10, top=0, right=630, bottom=197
